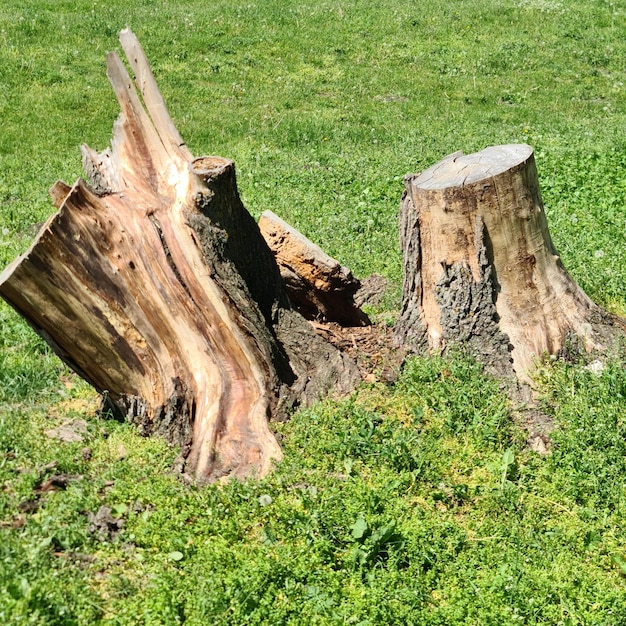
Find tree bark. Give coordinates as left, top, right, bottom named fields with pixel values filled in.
left=395, top=144, right=625, bottom=380
left=0, top=29, right=358, bottom=483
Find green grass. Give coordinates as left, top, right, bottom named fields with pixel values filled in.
left=1, top=0, right=626, bottom=623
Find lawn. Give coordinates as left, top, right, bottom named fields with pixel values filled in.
left=1, top=0, right=626, bottom=624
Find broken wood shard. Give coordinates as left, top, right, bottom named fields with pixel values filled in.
left=395, top=144, right=625, bottom=379
left=258, top=210, right=370, bottom=326
left=0, top=29, right=359, bottom=483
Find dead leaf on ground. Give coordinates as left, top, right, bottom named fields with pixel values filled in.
left=44, top=420, right=89, bottom=443
left=34, top=474, right=83, bottom=494
left=0, top=515, right=26, bottom=529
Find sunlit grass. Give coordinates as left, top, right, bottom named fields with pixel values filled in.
left=1, top=0, right=626, bottom=623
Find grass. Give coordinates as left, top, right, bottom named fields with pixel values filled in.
left=1, top=0, right=626, bottom=623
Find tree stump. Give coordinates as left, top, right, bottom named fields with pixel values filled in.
left=395, top=144, right=624, bottom=380
left=0, top=30, right=359, bottom=483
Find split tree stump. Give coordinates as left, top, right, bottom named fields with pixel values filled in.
left=0, top=30, right=360, bottom=483
left=395, top=144, right=624, bottom=379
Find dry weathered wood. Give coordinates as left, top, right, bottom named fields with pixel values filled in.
left=258, top=210, right=369, bottom=326
left=0, top=29, right=358, bottom=483
left=395, top=144, right=625, bottom=379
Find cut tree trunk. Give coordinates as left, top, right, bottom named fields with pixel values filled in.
left=0, top=29, right=358, bottom=483
left=258, top=210, right=370, bottom=326
left=395, top=144, right=625, bottom=380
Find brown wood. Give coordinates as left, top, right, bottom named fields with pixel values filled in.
left=258, top=210, right=369, bottom=326
left=0, top=29, right=358, bottom=483
left=395, top=144, right=624, bottom=380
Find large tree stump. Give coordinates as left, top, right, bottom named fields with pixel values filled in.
left=0, top=30, right=358, bottom=483
left=395, top=144, right=624, bottom=380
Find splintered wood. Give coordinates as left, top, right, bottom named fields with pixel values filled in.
left=258, top=210, right=369, bottom=326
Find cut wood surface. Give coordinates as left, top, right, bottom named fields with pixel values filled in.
left=395, top=144, right=625, bottom=379
left=258, top=210, right=370, bottom=326
left=0, top=29, right=358, bottom=483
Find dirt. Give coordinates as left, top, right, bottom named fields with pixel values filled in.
left=310, top=321, right=406, bottom=384
left=88, top=506, right=125, bottom=540
left=513, top=402, right=556, bottom=455
left=354, top=274, right=389, bottom=308
left=44, top=419, right=89, bottom=443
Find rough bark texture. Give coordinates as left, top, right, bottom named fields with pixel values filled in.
left=395, top=144, right=625, bottom=379
left=258, top=210, right=370, bottom=326
left=0, top=30, right=358, bottom=483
